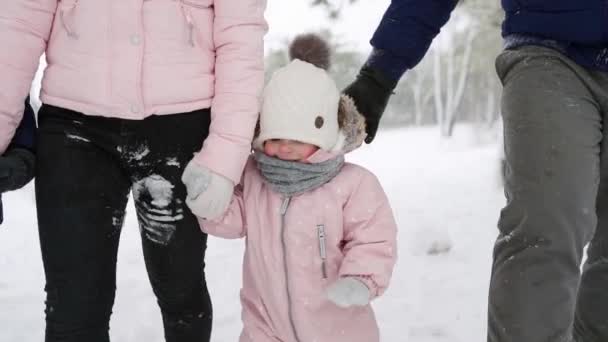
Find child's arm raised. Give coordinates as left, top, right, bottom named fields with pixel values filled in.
left=198, top=184, right=247, bottom=239
left=183, top=161, right=249, bottom=239
left=337, top=170, right=398, bottom=300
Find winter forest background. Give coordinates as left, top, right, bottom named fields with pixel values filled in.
left=268, top=0, right=504, bottom=136
left=1, top=1, right=507, bottom=341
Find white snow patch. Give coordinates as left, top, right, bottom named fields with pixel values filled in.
left=128, top=146, right=150, bottom=162
left=66, top=134, right=90, bottom=143
left=132, top=175, right=174, bottom=208
left=166, top=158, right=181, bottom=167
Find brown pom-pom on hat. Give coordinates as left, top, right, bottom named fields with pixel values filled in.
left=289, top=33, right=331, bottom=70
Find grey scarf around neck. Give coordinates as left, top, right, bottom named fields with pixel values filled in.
left=253, top=151, right=345, bottom=197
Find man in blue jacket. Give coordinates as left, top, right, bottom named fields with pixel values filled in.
left=344, top=1, right=608, bottom=341
left=0, top=97, right=36, bottom=224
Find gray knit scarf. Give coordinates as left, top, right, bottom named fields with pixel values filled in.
left=253, top=151, right=345, bottom=196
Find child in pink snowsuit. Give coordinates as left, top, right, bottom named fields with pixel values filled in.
left=183, top=34, right=398, bottom=342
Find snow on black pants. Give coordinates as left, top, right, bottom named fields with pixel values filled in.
left=35, top=104, right=213, bottom=342
left=490, top=45, right=608, bottom=342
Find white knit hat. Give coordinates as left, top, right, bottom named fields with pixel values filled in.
left=253, top=34, right=366, bottom=154
left=254, top=59, right=342, bottom=151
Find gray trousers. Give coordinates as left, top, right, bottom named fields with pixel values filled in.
left=489, top=45, right=608, bottom=342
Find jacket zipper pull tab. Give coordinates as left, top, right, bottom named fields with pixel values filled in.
left=60, top=6, right=79, bottom=39
left=186, top=16, right=195, bottom=47
left=280, top=197, right=291, bottom=216
left=317, top=224, right=328, bottom=279
left=180, top=2, right=195, bottom=46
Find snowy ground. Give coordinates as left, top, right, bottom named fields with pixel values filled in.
left=0, top=125, right=504, bottom=341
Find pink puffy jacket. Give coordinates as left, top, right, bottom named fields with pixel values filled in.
left=202, top=153, right=398, bottom=342
left=0, top=0, right=267, bottom=183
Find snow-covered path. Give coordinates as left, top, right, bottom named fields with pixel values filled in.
left=0, top=126, right=503, bottom=341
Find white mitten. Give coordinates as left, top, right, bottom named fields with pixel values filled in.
left=181, top=160, right=234, bottom=220
left=326, top=277, right=370, bottom=308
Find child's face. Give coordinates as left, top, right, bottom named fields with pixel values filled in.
left=263, top=139, right=319, bottom=162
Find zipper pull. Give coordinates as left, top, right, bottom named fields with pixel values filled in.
left=317, top=224, right=328, bottom=279
left=60, top=7, right=79, bottom=39
left=186, top=14, right=195, bottom=47
left=280, top=197, right=291, bottom=216
left=180, top=2, right=195, bottom=46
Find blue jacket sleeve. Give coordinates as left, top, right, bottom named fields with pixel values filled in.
left=8, top=97, right=37, bottom=153
left=366, top=0, right=459, bottom=81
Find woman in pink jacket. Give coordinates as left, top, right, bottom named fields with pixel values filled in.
left=0, top=1, right=266, bottom=341
left=183, top=35, right=398, bottom=342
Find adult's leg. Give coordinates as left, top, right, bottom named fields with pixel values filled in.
left=488, top=46, right=603, bottom=342
left=36, top=106, right=131, bottom=342
left=125, top=109, right=213, bottom=342
left=574, top=69, right=608, bottom=342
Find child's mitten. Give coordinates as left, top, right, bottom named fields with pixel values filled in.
left=181, top=160, right=234, bottom=220
left=326, top=277, right=370, bottom=308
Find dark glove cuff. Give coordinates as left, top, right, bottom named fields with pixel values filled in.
left=363, top=48, right=409, bottom=86
left=359, top=65, right=398, bottom=93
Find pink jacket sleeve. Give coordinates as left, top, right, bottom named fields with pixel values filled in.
left=199, top=183, right=247, bottom=239
left=0, top=0, right=56, bottom=153
left=339, top=170, right=398, bottom=298
left=194, top=0, right=268, bottom=184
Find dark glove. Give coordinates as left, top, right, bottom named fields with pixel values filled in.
left=0, top=147, right=35, bottom=193
left=343, top=66, right=397, bottom=143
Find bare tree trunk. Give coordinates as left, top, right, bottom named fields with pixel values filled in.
left=408, top=59, right=433, bottom=126
left=443, top=39, right=455, bottom=137
left=413, top=84, right=423, bottom=126
left=411, top=79, right=431, bottom=126
left=488, top=75, right=502, bottom=126
left=485, top=84, right=497, bottom=126
left=433, top=48, right=444, bottom=129
left=422, top=91, right=434, bottom=125
left=444, top=28, right=476, bottom=137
